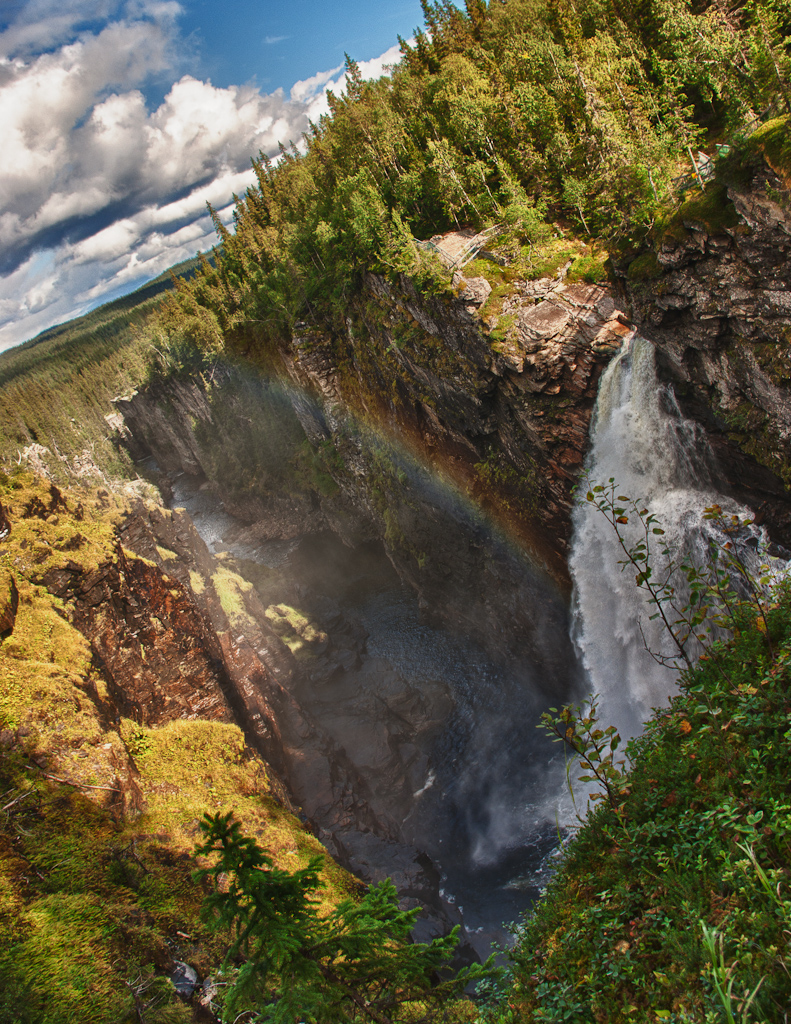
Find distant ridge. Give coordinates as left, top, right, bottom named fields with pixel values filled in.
left=12, top=254, right=206, bottom=357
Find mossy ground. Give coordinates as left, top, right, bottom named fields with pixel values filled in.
left=653, top=183, right=741, bottom=247
left=746, top=115, right=791, bottom=189
left=0, top=472, right=357, bottom=1023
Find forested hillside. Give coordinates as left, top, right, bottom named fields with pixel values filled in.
left=0, top=257, right=202, bottom=479
left=158, top=0, right=791, bottom=354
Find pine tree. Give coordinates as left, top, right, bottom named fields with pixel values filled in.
left=194, top=812, right=495, bottom=1024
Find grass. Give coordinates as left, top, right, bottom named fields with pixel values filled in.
left=501, top=586, right=791, bottom=1023
left=567, top=253, right=609, bottom=285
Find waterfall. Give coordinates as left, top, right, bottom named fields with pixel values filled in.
left=569, top=334, right=755, bottom=741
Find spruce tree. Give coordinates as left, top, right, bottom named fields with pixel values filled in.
left=194, top=812, right=495, bottom=1023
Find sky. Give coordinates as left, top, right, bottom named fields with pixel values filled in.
left=0, top=0, right=426, bottom=353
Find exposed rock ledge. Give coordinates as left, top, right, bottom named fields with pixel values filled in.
left=622, top=161, right=791, bottom=545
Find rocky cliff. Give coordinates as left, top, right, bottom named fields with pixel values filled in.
left=0, top=472, right=359, bottom=1021
left=115, top=260, right=638, bottom=700
left=1, top=472, right=473, bottom=951
left=621, top=140, right=791, bottom=546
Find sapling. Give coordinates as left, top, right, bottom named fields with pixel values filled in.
left=194, top=811, right=496, bottom=1023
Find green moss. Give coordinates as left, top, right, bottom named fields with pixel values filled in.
left=567, top=253, right=609, bottom=284
left=655, top=183, right=740, bottom=245
left=291, top=439, right=342, bottom=497
left=188, top=569, right=205, bottom=595
left=211, top=565, right=255, bottom=630
left=626, top=251, right=662, bottom=281
left=264, top=603, right=328, bottom=656
left=748, top=114, right=791, bottom=184
left=473, top=449, right=540, bottom=516
left=489, top=312, right=517, bottom=344
left=0, top=475, right=359, bottom=1022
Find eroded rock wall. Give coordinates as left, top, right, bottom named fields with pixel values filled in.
left=622, top=161, right=791, bottom=544
left=115, top=270, right=637, bottom=689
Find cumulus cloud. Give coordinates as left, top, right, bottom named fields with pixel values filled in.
left=0, top=21, right=312, bottom=272
left=0, top=2, right=405, bottom=352
left=291, top=42, right=403, bottom=122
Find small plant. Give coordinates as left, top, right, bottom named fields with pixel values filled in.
left=194, top=811, right=496, bottom=1023
left=540, top=695, right=631, bottom=811
left=701, top=924, right=764, bottom=1024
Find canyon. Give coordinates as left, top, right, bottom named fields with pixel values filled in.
left=1, top=156, right=789, bottom=1013
left=89, top=159, right=790, bottom=952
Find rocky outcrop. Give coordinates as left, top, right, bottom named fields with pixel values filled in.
left=116, top=274, right=631, bottom=688
left=622, top=161, right=791, bottom=545
left=286, top=271, right=629, bottom=577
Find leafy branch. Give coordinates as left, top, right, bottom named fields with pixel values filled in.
left=194, top=811, right=495, bottom=1023
left=581, top=476, right=780, bottom=674
left=539, top=696, right=631, bottom=812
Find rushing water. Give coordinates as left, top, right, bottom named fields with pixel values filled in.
left=569, top=333, right=786, bottom=742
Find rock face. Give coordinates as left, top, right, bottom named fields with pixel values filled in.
left=116, top=268, right=638, bottom=695
left=3, top=476, right=465, bottom=934
left=622, top=162, right=791, bottom=544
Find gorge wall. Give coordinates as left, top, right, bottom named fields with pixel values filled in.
left=621, top=152, right=791, bottom=547
left=116, top=269, right=634, bottom=683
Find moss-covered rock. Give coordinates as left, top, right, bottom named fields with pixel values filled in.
left=0, top=472, right=356, bottom=1023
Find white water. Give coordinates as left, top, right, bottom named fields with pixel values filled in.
left=570, top=334, right=759, bottom=741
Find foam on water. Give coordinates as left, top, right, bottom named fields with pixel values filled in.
left=570, top=334, right=786, bottom=742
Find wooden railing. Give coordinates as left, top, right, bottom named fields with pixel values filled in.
left=416, top=225, right=501, bottom=270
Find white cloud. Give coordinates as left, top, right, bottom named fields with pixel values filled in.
left=295, top=42, right=405, bottom=122
left=290, top=63, right=344, bottom=104
left=0, top=8, right=405, bottom=354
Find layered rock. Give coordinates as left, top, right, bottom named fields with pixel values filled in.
left=622, top=160, right=791, bottom=544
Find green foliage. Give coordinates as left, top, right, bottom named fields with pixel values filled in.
left=194, top=812, right=495, bottom=1023
left=155, top=0, right=791, bottom=360
left=540, top=697, right=631, bottom=811
left=509, top=481, right=791, bottom=1021
left=567, top=254, right=609, bottom=284
left=511, top=587, right=791, bottom=1020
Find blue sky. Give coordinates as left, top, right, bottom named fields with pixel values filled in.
left=0, top=0, right=426, bottom=351
left=180, top=1, right=423, bottom=93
